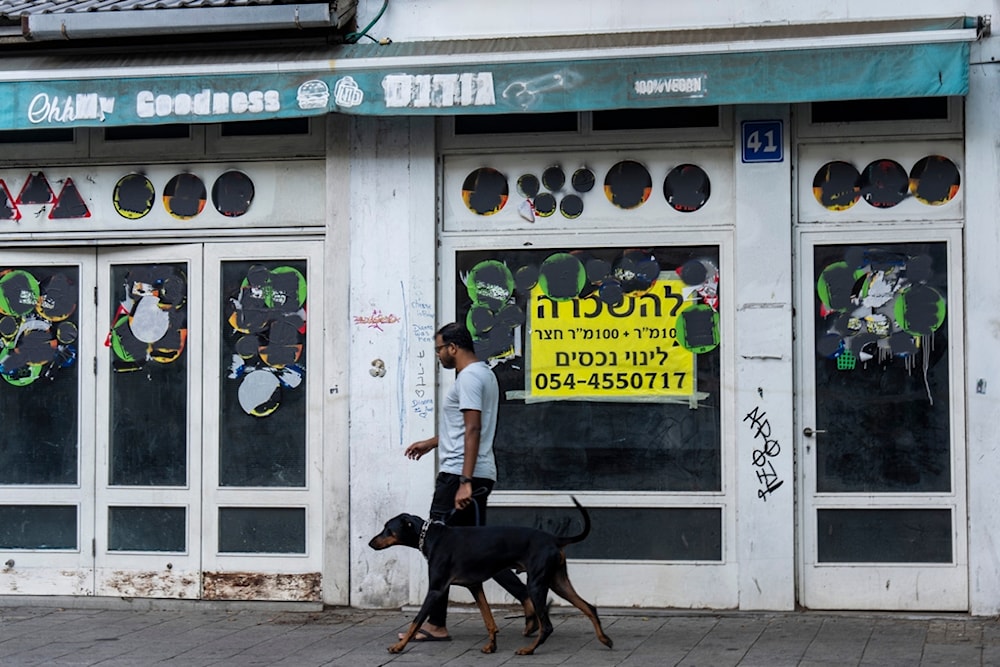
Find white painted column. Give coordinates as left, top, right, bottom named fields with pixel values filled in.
left=344, top=116, right=438, bottom=608
left=733, top=105, right=796, bottom=610
left=964, top=37, right=1000, bottom=616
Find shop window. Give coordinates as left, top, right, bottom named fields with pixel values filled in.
left=218, top=507, right=305, bottom=553
left=220, top=118, right=310, bottom=136
left=0, top=505, right=76, bottom=549
left=456, top=245, right=721, bottom=493
left=108, top=263, right=189, bottom=487
left=492, top=506, right=721, bottom=560
left=0, top=128, right=74, bottom=144
left=814, top=242, right=950, bottom=493
left=811, top=97, right=949, bottom=123
left=0, top=265, right=80, bottom=485
left=105, top=124, right=191, bottom=141
left=593, top=106, right=720, bottom=130
left=219, top=260, right=308, bottom=487
left=455, top=112, right=578, bottom=135
left=817, top=509, right=951, bottom=563
left=108, top=506, right=186, bottom=552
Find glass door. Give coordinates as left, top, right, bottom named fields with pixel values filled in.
left=796, top=229, right=967, bottom=610
left=0, top=252, right=97, bottom=595
left=95, top=246, right=203, bottom=598
left=201, top=242, right=324, bottom=601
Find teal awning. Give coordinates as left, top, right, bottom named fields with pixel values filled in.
left=0, top=16, right=978, bottom=129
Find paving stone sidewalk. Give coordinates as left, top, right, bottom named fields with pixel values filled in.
left=2, top=600, right=999, bottom=666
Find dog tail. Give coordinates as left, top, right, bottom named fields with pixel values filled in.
left=556, top=496, right=591, bottom=547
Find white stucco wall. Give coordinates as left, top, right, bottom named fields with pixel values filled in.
left=346, top=115, right=438, bottom=608
left=733, top=104, right=795, bottom=610
left=964, top=35, right=1000, bottom=617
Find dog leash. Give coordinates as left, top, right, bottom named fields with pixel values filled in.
left=443, top=485, right=489, bottom=527
left=421, top=486, right=491, bottom=558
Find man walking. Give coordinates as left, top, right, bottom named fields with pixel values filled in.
left=403, top=322, right=533, bottom=642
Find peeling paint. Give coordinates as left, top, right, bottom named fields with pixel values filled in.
left=102, top=570, right=198, bottom=598
left=203, top=571, right=322, bottom=601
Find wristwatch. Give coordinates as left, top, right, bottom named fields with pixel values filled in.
left=459, top=475, right=473, bottom=485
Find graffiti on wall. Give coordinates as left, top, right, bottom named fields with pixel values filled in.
left=225, top=264, right=307, bottom=417
left=743, top=405, right=784, bottom=502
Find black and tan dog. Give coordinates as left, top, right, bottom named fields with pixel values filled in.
left=368, top=496, right=613, bottom=655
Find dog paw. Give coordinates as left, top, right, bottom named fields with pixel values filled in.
left=481, top=643, right=497, bottom=654
left=515, top=647, right=536, bottom=656
left=387, top=643, right=406, bottom=654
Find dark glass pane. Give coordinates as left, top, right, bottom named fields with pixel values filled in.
left=456, top=246, right=721, bottom=492
left=817, top=509, right=952, bottom=563
left=454, top=112, right=578, bottom=135
left=811, top=97, right=949, bottom=123
left=0, top=505, right=76, bottom=549
left=109, top=263, right=189, bottom=486
left=218, top=507, right=305, bottom=553
left=0, top=128, right=74, bottom=143
left=593, top=106, right=720, bottom=130
left=105, top=124, right=191, bottom=141
left=220, top=118, right=309, bottom=136
left=219, top=260, right=307, bottom=487
left=108, top=506, right=186, bottom=552
left=814, top=243, right=950, bottom=492
left=0, top=265, right=79, bottom=485
left=491, top=506, right=721, bottom=560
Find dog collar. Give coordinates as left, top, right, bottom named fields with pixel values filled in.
left=418, top=519, right=444, bottom=559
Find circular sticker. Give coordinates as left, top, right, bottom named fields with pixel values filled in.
left=461, top=168, right=508, bottom=216
left=571, top=168, right=596, bottom=193
left=860, top=159, right=908, bottom=208
left=909, top=155, right=961, bottom=206
left=163, top=173, right=207, bottom=220
left=604, top=160, right=652, bottom=210
left=813, top=161, right=861, bottom=211
left=517, top=174, right=540, bottom=198
left=560, top=194, right=584, bottom=219
left=212, top=171, right=255, bottom=217
left=534, top=192, right=557, bottom=217
left=663, top=164, right=710, bottom=212
left=542, top=166, right=566, bottom=191
left=538, top=253, right=586, bottom=301
left=113, top=174, right=155, bottom=220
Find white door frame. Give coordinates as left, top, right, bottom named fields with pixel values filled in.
left=0, top=250, right=97, bottom=596
left=439, top=230, right=739, bottom=609
left=94, top=245, right=204, bottom=598
left=794, top=224, right=968, bottom=610
left=201, top=242, right=325, bottom=600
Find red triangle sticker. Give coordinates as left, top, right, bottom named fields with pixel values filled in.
left=50, top=178, right=91, bottom=219
left=0, top=180, right=20, bottom=221
left=17, top=171, right=55, bottom=205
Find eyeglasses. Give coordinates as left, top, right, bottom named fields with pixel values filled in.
left=434, top=343, right=450, bottom=352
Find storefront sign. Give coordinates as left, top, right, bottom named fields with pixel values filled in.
left=0, top=35, right=969, bottom=130
left=527, top=276, right=695, bottom=402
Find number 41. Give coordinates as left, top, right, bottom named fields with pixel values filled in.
left=746, top=129, right=778, bottom=153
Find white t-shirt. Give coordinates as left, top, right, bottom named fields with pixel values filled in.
left=438, top=361, right=499, bottom=481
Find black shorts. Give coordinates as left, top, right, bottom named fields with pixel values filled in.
left=430, top=472, right=495, bottom=526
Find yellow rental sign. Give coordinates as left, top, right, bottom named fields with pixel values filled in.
left=527, top=276, right=696, bottom=402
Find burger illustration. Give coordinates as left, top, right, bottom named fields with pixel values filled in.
left=296, top=80, right=330, bottom=110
